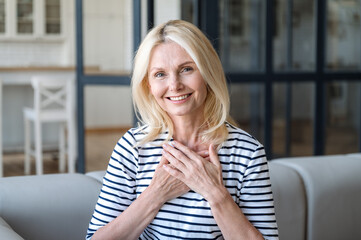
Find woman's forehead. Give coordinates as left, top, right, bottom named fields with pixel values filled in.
left=148, top=42, right=195, bottom=69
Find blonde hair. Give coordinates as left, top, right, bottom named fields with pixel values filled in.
left=131, top=20, right=235, bottom=146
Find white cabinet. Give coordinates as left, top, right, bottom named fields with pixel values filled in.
left=0, top=0, right=5, bottom=33
left=0, top=0, right=63, bottom=39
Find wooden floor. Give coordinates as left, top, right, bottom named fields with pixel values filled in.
left=2, top=129, right=126, bottom=177
left=2, top=122, right=359, bottom=177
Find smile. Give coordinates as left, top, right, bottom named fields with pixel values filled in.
left=168, top=94, right=191, bottom=101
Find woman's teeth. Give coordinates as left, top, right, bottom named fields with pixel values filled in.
left=169, top=94, right=190, bottom=101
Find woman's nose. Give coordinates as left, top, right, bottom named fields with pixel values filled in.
left=169, top=74, right=183, bottom=91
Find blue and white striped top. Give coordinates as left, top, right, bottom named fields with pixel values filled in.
left=86, top=123, right=279, bottom=239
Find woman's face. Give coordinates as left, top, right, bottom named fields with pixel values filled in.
left=148, top=41, right=207, bottom=121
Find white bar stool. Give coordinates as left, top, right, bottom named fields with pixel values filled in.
left=23, top=76, right=76, bottom=175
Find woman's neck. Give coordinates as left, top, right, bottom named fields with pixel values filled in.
left=171, top=116, right=207, bottom=151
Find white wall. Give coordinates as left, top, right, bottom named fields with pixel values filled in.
left=85, top=86, right=133, bottom=128
left=154, top=0, right=181, bottom=25
left=83, top=0, right=133, bottom=72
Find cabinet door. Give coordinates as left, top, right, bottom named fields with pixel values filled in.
left=0, top=0, right=5, bottom=33
left=17, top=0, right=33, bottom=34
left=45, top=0, right=60, bottom=34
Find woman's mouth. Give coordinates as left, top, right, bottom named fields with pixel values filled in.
left=167, top=94, right=191, bottom=101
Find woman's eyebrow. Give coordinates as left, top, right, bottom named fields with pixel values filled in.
left=149, top=66, right=164, bottom=73
left=149, top=61, right=195, bottom=72
left=179, top=61, right=195, bottom=66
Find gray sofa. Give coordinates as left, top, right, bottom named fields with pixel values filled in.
left=0, top=154, right=361, bottom=240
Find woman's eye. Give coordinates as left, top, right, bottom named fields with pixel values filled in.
left=155, top=72, right=165, bottom=78
left=182, top=67, right=193, bottom=73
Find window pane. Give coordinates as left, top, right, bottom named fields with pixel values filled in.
left=181, top=0, right=194, bottom=23
left=325, top=81, right=360, bottom=154
left=45, top=0, right=61, bottom=34
left=272, top=82, right=314, bottom=157
left=229, top=83, right=265, bottom=142
left=17, top=0, right=33, bottom=34
left=0, top=0, right=5, bottom=33
left=219, top=0, right=266, bottom=72
left=83, top=0, right=133, bottom=75
left=273, top=0, right=316, bottom=71
left=326, top=0, right=361, bottom=70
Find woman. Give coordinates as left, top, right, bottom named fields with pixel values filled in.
left=87, top=20, right=278, bottom=240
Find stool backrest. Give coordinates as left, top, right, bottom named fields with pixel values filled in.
left=31, top=76, right=74, bottom=115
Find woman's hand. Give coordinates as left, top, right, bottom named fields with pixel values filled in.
left=162, top=141, right=226, bottom=203
left=148, top=155, right=190, bottom=203
left=162, top=142, right=264, bottom=239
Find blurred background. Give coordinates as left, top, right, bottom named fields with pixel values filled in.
left=0, top=0, right=360, bottom=176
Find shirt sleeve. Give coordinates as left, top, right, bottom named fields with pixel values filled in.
left=240, top=144, right=279, bottom=240
left=86, top=130, right=139, bottom=240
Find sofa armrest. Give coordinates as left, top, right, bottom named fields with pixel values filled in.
left=0, top=217, right=24, bottom=240
left=0, top=173, right=102, bottom=240
left=86, top=170, right=105, bottom=183
left=273, top=155, right=361, bottom=240
left=269, top=161, right=306, bottom=240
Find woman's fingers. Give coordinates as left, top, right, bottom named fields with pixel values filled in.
left=162, top=141, right=215, bottom=170
left=157, top=155, right=169, bottom=168
left=162, top=141, right=224, bottom=201
left=162, top=163, right=184, bottom=180
left=151, top=156, right=189, bottom=202
left=171, top=141, right=200, bottom=160
left=162, top=143, right=189, bottom=171
left=208, top=144, right=220, bottom=167
left=197, top=150, right=210, bottom=160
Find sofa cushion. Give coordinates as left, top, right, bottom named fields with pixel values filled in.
left=269, top=161, right=306, bottom=240
left=273, top=155, right=361, bottom=240
left=0, top=173, right=102, bottom=240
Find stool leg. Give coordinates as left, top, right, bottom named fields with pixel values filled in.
left=34, top=120, right=43, bottom=175
left=0, top=80, right=2, bottom=177
left=67, top=118, right=76, bottom=173
left=59, top=123, right=66, bottom=173
left=24, top=117, right=31, bottom=175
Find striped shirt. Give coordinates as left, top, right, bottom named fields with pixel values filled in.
left=86, top=123, right=279, bottom=239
